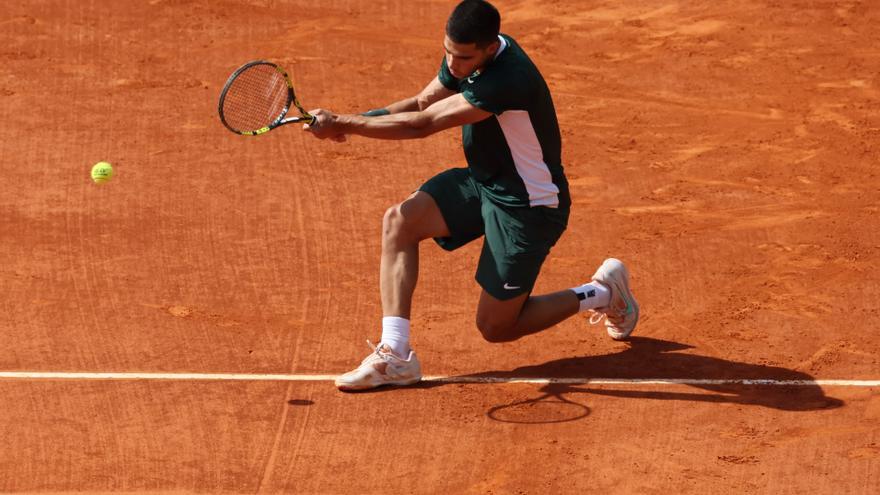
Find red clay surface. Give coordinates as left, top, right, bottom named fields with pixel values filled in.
left=1, top=0, right=879, bottom=493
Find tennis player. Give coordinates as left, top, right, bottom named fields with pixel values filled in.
left=304, top=0, right=639, bottom=391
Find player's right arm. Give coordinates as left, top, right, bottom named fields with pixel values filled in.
left=373, top=76, right=456, bottom=114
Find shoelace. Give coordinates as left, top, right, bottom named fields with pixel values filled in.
left=352, top=340, right=386, bottom=367
left=588, top=296, right=627, bottom=326
left=364, top=339, right=389, bottom=359
left=365, top=340, right=411, bottom=363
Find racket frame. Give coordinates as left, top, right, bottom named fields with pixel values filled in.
left=218, top=60, right=315, bottom=136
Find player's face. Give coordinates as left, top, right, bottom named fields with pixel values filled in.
left=443, top=35, right=500, bottom=79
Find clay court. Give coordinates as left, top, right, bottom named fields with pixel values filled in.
left=2, top=0, right=879, bottom=493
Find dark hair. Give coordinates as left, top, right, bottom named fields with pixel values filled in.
left=446, top=0, right=500, bottom=47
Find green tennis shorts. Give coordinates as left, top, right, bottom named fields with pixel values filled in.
left=419, top=167, right=569, bottom=300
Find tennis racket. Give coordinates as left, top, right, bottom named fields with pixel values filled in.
left=218, top=60, right=315, bottom=136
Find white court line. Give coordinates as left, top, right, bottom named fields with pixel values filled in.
left=0, top=371, right=877, bottom=386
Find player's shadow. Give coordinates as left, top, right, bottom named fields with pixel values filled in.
left=417, top=337, right=843, bottom=422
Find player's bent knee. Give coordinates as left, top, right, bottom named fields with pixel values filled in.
left=383, top=194, right=440, bottom=245
left=382, top=204, right=401, bottom=229
left=476, top=317, right=515, bottom=343
left=382, top=203, right=411, bottom=242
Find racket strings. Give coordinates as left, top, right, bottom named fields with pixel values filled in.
left=221, top=64, right=290, bottom=132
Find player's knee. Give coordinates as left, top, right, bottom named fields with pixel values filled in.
left=384, top=197, right=429, bottom=244
left=382, top=203, right=409, bottom=240
left=476, top=316, right=515, bottom=343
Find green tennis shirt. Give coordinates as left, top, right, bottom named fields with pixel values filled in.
left=439, top=34, right=568, bottom=209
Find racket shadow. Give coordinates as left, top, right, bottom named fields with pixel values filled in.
left=415, top=337, right=843, bottom=423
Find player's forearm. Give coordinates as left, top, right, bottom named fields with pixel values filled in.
left=336, top=112, right=432, bottom=140
left=383, top=96, right=421, bottom=114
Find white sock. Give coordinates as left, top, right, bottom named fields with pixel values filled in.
left=571, top=282, right=611, bottom=312
left=380, top=316, right=411, bottom=357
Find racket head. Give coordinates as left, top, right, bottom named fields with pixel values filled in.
left=218, top=60, right=312, bottom=135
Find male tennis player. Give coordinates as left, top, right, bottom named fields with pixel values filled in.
left=304, top=0, right=639, bottom=391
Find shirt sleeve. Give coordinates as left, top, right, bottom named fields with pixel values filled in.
left=438, top=58, right=460, bottom=91
left=460, top=69, right=530, bottom=115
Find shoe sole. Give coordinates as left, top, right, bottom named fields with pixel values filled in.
left=608, top=299, right=639, bottom=340
left=595, top=258, right=639, bottom=340
left=336, top=375, right=422, bottom=392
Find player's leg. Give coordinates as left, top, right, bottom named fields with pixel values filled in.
left=378, top=167, right=483, bottom=356
left=374, top=190, right=450, bottom=361
left=472, top=202, right=638, bottom=342
left=380, top=190, right=450, bottom=320
left=471, top=202, right=572, bottom=341
left=475, top=289, right=576, bottom=342
left=335, top=191, right=447, bottom=392
left=336, top=168, right=484, bottom=391
left=475, top=259, right=638, bottom=343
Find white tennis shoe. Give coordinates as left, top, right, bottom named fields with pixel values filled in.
left=335, top=341, right=422, bottom=391
left=589, top=258, right=640, bottom=340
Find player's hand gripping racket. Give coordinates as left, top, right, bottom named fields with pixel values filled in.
left=218, top=60, right=315, bottom=136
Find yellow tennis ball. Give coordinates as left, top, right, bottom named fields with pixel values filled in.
left=91, top=161, right=114, bottom=184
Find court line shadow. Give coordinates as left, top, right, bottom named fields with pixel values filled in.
left=415, top=337, right=844, bottom=421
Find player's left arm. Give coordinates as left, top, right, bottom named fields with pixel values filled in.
left=304, top=94, right=491, bottom=141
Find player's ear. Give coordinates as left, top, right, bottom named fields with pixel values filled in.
left=485, top=39, right=501, bottom=56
